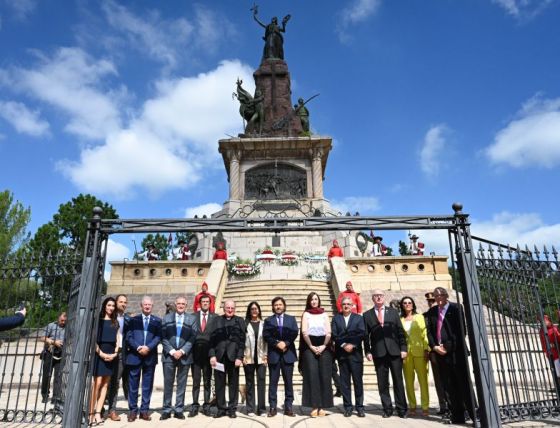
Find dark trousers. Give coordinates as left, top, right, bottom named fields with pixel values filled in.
left=127, top=363, right=155, bottom=414
left=332, top=359, right=341, bottom=393
left=162, top=361, right=190, bottom=415
left=373, top=354, right=407, bottom=414
left=214, top=359, right=239, bottom=412
left=41, top=352, right=62, bottom=403
left=338, top=358, right=364, bottom=411
left=268, top=359, right=294, bottom=410
left=244, top=363, right=266, bottom=413
left=436, top=353, right=475, bottom=423
left=107, top=351, right=128, bottom=412
left=191, top=359, right=213, bottom=410
left=429, top=351, right=448, bottom=411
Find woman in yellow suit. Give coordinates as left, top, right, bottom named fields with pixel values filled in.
left=400, top=296, right=429, bottom=416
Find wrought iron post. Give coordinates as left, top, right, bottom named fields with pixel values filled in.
left=63, top=207, right=105, bottom=428
left=452, top=203, right=501, bottom=428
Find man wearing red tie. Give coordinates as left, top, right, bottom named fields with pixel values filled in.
left=189, top=296, right=218, bottom=417
left=363, top=290, right=408, bottom=418
left=426, top=287, right=475, bottom=425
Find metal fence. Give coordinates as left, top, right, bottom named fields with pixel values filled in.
left=0, top=248, right=82, bottom=424
left=474, top=240, right=560, bottom=423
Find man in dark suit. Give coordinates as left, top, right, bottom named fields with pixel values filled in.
left=107, top=294, right=130, bottom=421
left=160, top=296, right=197, bottom=420
left=209, top=299, right=246, bottom=418
left=332, top=296, right=366, bottom=417
left=0, top=307, right=25, bottom=331
left=125, top=296, right=161, bottom=422
left=426, top=287, right=475, bottom=424
left=364, top=290, right=408, bottom=418
left=189, top=294, right=218, bottom=417
left=263, top=296, right=298, bottom=417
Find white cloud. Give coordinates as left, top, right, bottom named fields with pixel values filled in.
left=2, top=0, right=37, bottom=20
left=420, top=124, right=449, bottom=179
left=493, top=0, right=553, bottom=19
left=337, top=0, right=381, bottom=42
left=58, top=60, right=254, bottom=198
left=101, top=0, right=192, bottom=69
left=0, top=100, right=49, bottom=136
left=104, top=238, right=131, bottom=280
left=185, top=203, right=222, bottom=218
left=486, top=94, right=560, bottom=168
left=408, top=211, right=560, bottom=257
left=3, top=47, right=122, bottom=140
left=330, top=196, right=380, bottom=215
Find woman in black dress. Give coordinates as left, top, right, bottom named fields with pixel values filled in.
left=89, top=297, right=120, bottom=425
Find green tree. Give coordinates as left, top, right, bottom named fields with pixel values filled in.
left=399, top=240, right=411, bottom=256
left=0, top=190, right=31, bottom=259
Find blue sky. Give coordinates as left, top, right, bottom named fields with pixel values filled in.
left=1, top=0, right=559, bottom=262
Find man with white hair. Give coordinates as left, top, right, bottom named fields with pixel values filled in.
left=209, top=300, right=246, bottom=418
left=126, top=296, right=162, bottom=422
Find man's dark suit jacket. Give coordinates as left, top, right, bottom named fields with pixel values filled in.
left=426, top=302, right=467, bottom=361
left=161, top=312, right=197, bottom=365
left=125, top=314, right=162, bottom=366
left=209, top=315, right=246, bottom=362
left=192, top=311, right=218, bottom=364
left=263, top=313, right=298, bottom=365
left=363, top=306, right=407, bottom=358
left=0, top=313, right=24, bottom=332
left=331, top=313, right=365, bottom=362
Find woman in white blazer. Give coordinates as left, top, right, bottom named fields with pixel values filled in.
left=243, top=301, right=268, bottom=416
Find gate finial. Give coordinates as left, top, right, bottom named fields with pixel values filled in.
left=452, top=202, right=463, bottom=215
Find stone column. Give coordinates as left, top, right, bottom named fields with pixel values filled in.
left=311, top=148, right=324, bottom=198
left=229, top=150, right=241, bottom=200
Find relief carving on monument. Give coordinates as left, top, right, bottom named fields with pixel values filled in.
left=245, top=163, right=307, bottom=200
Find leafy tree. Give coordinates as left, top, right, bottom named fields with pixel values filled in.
left=399, top=240, right=411, bottom=256
left=0, top=190, right=31, bottom=259
left=53, top=194, right=118, bottom=250
left=385, top=246, right=394, bottom=256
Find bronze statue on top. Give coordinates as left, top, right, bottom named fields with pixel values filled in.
left=233, top=78, right=264, bottom=135
left=252, top=4, right=290, bottom=62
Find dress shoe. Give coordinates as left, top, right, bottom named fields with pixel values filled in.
left=139, top=412, right=151, bottom=421
left=214, top=411, right=227, bottom=418
left=160, top=413, right=171, bottom=420
left=228, top=411, right=237, bottom=418
left=344, top=410, right=352, bottom=417
left=398, top=412, right=408, bottom=419
left=267, top=408, right=277, bottom=417
left=188, top=408, right=198, bottom=418
left=382, top=410, right=393, bottom=418
left=284, top=409, right=295, bottom=417
left=357, top=410, right=365, bottom=417
left=41, top=396, right=49, bottom=404
left=108, top=411, right=120, bottom=421
left=334, top=390, right=342, bottom=397
left=202, top=408, right=211, bottom=417
left=437, top=408, right=448, bottom=415
left=127, top=413, right=137, bottom=422
left=174, top=412, right=185, bottom=419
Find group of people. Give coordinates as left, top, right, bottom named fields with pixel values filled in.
left=82, top=282, right=474, bottom=425
left=138, top=240, right=192, bottom=261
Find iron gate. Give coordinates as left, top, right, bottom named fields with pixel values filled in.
left=471, top=238, right=560, bottom=423
left=0, top=247, right=82, bottom=424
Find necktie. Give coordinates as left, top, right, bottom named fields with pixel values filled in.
left=176, top=315, right=183, bottom=348
left=143, top=316, right=149, bottom=345
left=377, top=307, right=384, bottom=326
left=437, top=308, right=444, bottom=344
left=277, top=315, right=283, bottom=336
left=201, top=312, right=207, bottom=332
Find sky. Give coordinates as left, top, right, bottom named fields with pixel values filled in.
left=1, top=0, right=560, bottom=265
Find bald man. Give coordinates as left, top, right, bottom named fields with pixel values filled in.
left=209, top=300, right=246, bottom=418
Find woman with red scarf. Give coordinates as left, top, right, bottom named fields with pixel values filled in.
left=540, top=314, right=560, bottom=380
left=300, top=292, right=333, bottom=417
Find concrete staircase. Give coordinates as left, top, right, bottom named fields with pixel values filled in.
left=222, top=278, right=379, bottom=388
